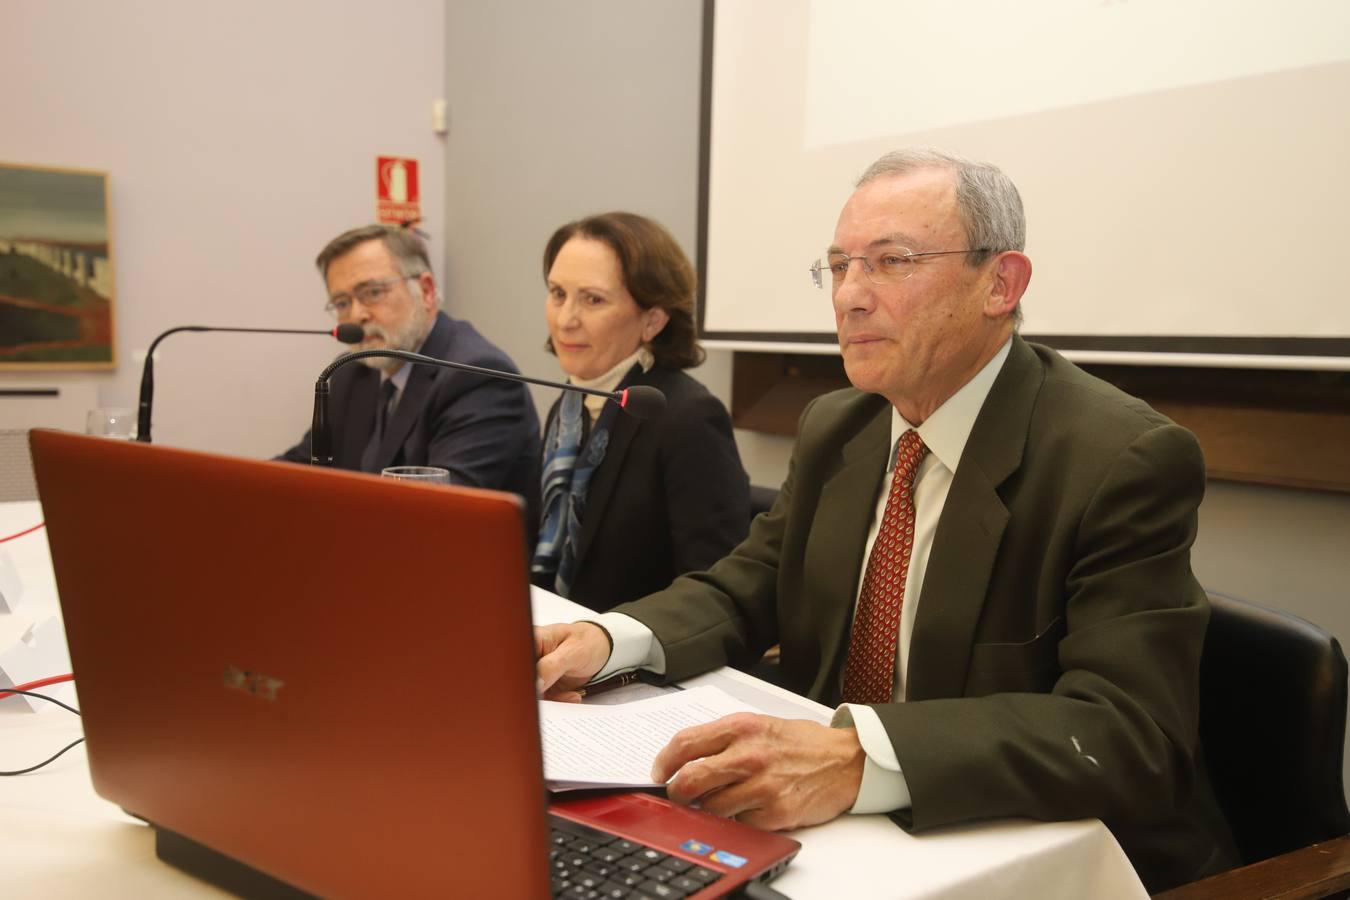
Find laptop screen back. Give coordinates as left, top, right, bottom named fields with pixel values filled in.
left=31, top=430, right=550, bottom=898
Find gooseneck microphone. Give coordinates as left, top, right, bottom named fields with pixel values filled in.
left=309, top=348, right=667, bottom=466
left=136, top=323, right=364, bottom=443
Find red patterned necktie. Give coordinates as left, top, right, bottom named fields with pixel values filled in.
left=842, top=429, right=929, bottom=705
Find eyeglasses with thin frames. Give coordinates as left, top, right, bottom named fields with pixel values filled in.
left=324, top=274, right=420, bottom=318
left=808, top=247, right=991, bottom=289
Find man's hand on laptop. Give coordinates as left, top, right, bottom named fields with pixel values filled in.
left=651, top=715, right=866, bottom=831
left=535, top=623, right=610, bottom=702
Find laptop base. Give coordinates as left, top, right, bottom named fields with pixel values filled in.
left=155, top=826, right=316, bottom=900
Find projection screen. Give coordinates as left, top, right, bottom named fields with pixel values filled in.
left=698, top=0, right=1350, bottom=369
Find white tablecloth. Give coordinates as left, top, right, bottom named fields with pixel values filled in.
left=0, top=501, right=1148, bottom=899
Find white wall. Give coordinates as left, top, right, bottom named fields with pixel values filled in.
left=442, top=0, right=793, bottom=489
left=1193, top=483, right=1350, bottom=623
left=1, top=0, right=445, bottom=458
left=442, top=0, right=707, bottom=410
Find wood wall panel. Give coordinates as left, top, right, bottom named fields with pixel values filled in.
left=731, top=352, right=1350, bottom=494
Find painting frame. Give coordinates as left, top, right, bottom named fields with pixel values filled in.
left=0, top=161, right=116, bottom=370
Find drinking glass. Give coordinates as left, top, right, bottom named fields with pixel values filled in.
left=381, top=466, right=451, bottom=485
left=86, top=408, right=137, bottom=440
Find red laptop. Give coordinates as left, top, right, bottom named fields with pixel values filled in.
left=30, top=430, right=799, bottom=899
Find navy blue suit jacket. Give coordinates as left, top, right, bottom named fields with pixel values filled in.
left=279, top=312, right=541, bottom=539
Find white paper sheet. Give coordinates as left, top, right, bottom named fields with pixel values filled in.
left=540, top=685, right=761, bottom=791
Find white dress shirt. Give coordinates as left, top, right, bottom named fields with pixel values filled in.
left=591, top=340, right=1013, bottom=816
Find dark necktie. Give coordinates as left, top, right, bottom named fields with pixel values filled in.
left=841, top=429, right=929, bottom=705
left=359, top=380, right=398, bottom=473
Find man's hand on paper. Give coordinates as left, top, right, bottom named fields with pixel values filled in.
left=652, top=713, right=866, bottom=831
left=535, top=622, right=609, bottom=702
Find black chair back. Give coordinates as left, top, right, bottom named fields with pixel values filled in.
left=1200, top=591, right=1350, bottom=864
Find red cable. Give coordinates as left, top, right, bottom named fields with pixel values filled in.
left=0, top=522, right=44, bottom=543
left=0, top=673, right=74, bottom=700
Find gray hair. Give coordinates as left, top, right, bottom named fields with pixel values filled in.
left=315, top=224, right=432, bottom=281
left=857, top=149, right=1025, bottom=324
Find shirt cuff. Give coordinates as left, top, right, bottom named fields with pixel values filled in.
left=587, top=612, right=667, bottom=681
left=831, top=703, right=913, bottom=814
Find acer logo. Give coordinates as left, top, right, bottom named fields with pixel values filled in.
left=222, top=665, right=285, bottom=701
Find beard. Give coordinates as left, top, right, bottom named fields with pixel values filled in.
left=357, top=300, right=432, bottom=373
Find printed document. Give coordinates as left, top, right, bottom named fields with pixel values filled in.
left=541, top=685, right=762, bottom=791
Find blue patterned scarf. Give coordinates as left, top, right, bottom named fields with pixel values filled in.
left=531, top=367, right=635, bottom=596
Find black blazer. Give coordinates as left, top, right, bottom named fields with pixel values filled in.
left=279, top=312, right=541, bottom=536
left=534, top=366, right=749, bottom=613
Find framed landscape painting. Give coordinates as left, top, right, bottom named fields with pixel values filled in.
left=0, top=162, right=115, bottom=369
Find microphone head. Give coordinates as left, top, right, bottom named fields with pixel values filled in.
left=333, top=323, right=365, bottom=344
left=618, top=385, right=667, bottom=419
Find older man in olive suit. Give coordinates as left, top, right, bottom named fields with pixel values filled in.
left=535, top=150, right=1238, bottom=893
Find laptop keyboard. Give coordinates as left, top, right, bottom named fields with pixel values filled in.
left=549, top=812, right=724, bottom=899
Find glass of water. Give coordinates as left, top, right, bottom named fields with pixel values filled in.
left=86, top=408, right=137, bottom=439
left=381, top=466, right=451, bottom=485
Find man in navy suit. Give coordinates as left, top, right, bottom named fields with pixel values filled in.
left=278, top=225, right=540, bottom=531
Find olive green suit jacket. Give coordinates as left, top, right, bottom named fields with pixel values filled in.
left=613, top=337, right=1237, bottom=892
